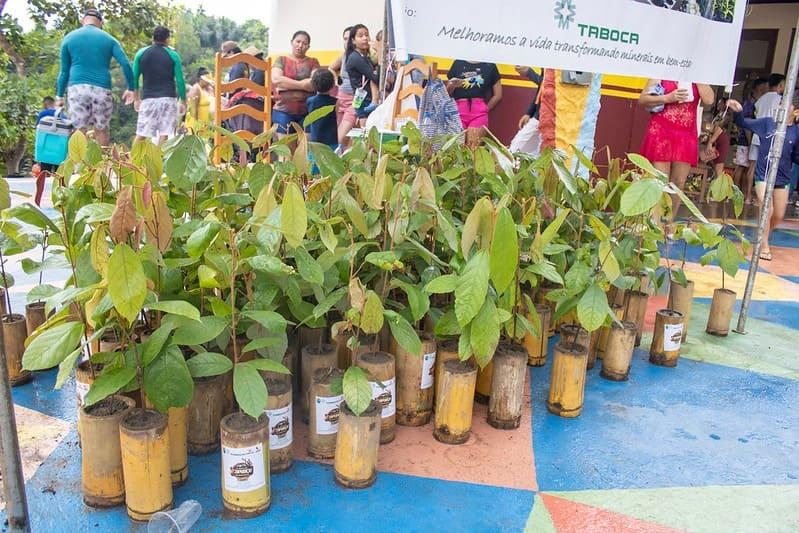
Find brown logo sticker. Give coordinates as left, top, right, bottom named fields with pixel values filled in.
left=230, top=458, right=254, bottom=481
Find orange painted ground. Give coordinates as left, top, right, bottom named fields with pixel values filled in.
left=541, top=494, right=683, bottom=533
left=293, top=375, right=537, bottom=491
left=759, top=246, right=799, bottom=278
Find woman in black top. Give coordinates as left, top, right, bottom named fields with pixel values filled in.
left=446, top=60, right=502, bottom=130
left=345, top=24, right=379, bottom=123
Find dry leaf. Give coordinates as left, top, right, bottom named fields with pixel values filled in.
left=109, top=186, right=137, bottom=244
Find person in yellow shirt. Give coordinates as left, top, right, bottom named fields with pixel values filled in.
left=185, top=67, right=215, bottom=132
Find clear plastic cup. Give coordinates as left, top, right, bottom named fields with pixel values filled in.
left=147, top=500, right=202, bottom=533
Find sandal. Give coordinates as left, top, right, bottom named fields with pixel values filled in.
left=760, top=251, right=773, bottom=261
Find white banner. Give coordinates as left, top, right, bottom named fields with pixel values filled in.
left=391, top=0, right=747, bottom=85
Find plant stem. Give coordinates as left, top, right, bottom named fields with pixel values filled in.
left=38, top=229, right=48, bottom=290
left=0, top=247, right=11, bottom=315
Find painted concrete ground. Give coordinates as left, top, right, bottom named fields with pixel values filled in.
left=2, top=178, right=799, bottom=532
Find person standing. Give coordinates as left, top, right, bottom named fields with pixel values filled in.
left=55, top=8, right=134, bottom=146
left=32, top=96, right=57, bottom=206
left=185, top=67, right=215, bottom=132
left=345, top=25, right=380, bottom=125
left=330, top=27, right=356, bottom=145
left=749, top=74, right=786, bottom=195
left=271, top=31, right=320, bottom=135
left=446, top=60, right=502, bottom=130
left=734, top=78, right=768, bottom=205
left=638, top=80, right=714, bottom=216
left=510, top=66, right=544, bottom=156
left=132, top=26, right=186, bottom=144
left=306, top=69, right=339, bottom=149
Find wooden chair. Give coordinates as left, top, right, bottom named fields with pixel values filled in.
left=213, top=52, right=272, bottom=165
left=390, top=59, right=437, bottom=130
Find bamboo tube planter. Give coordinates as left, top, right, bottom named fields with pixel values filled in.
left=2, top=314, right=31, bottom=386
left=547, top=342, right=588, bottom=418
left=608, top=286, right=627, bottom=308
left=668, top=279, right=695, bottom=342
left=624, top=291, right=649, bottom=347
left=25, top=301, right=46, bottom=336
left=434, top=359, right=478, bottom=445
left=474, top=359, right=494, bottom=404
left=586, top=329, right=600, bottom=370
left=434, top=339, right=460, bottom=404
left=264, top=377, right=293, bottom=473
left=560, top=324, right=589, bottom=350
left=524, top=304, right=551, bottom=366
left=649, top=309, right=685, bottom=368
left=187, top=372, right=231, bottom=455
left=79, top=395, right=135, bottom=507
left=596, top=304, right=624, bottom=360
left=392, top=333, right=436, bottom=427
left=356, top=351, right=396, bottom=444
left=706, top=288, right=736, bottom=337
left=119, top=409, right=173, bottom=522
left=600, top=322, right=637, bottom=381
left=487, top=343, right=528, bottom=430
left=334, top=400, right=382, bottom=488
left=535, top=286, right=557, bottom=338
left=166, top=407, right=189, bottom=486
left=332, top=327, right=352, bottom=370
left=300, top=343, right=337, bottom=423
left=308, top=367, right=344, bottom=460
left=220, top=413, right=271, bottom=517
left=298, top=326, right=327, bottom=352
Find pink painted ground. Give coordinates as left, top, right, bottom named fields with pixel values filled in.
left=541, top=494, right=682, bottom=533
left=293, top=374, right=537, bottom=491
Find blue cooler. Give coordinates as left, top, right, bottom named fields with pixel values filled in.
left=35, top=111, right=73, bottom=166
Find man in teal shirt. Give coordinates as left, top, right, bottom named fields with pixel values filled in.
left=132, top=26, right=187, bottom=144
left=56, top=8, right=134, bottom=146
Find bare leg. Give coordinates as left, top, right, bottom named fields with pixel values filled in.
left=94, top=128, right=110, bottom=147
left=653, top=162, right=673, bottom=223
left=714, top=162, right=726, bottom=180
left=771, top=187, right=789, bottom=235
left=746, top=164, right=756, bottom=204
left=754, top=182, right=772, bottom=256
left=670, top=162, right=691, bottom=217
left=338, top=117, right=356, bottom=147
left=158, top=135, right=168, bottom=145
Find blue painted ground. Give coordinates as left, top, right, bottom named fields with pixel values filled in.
left=16, top=426, right=534, bottom=532
left=694, top=297, right=799, bottom=332
left=531, top=349, right=799, bottom=492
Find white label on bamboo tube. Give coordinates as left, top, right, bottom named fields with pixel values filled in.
left=370, top=379, right=396, bottom=418
left=222, top=444, right=266, bottom=492
left=265, top=403, right=293, bottom=450
left=663, top=323, right=684, bottom=352
left=421, top=352, right=436, bottom=389
left=75, top=380, right=90, bottom=406
left=315, top=395, right=343, bottom=435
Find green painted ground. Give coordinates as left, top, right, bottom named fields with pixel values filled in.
left=641, top=303, right=799, bottom=381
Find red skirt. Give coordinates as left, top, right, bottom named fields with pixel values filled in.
left=640, top=119, right=698, bottom=167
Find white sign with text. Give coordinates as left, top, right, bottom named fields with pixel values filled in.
left=391, top=0, right=746, bottom=85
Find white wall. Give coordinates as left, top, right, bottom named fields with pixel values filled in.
left=744, top=3, right=799, bottom=73
left=268, top=0, right=384, bottom=56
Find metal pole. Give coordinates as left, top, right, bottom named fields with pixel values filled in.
left=735, top=15, right=799, bottom=334
left=0, top=321, right=30, bottom=531
left=379, top=0, right=390, bottom=103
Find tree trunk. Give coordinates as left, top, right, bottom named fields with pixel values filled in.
left=4, top=139, right=27, bottom=176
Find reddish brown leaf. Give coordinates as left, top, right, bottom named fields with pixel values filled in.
left=142, top=181, right=152, bottom=209
left=109, top=186, right=137, bottom=244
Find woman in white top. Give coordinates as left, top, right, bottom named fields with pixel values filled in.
left=330, top=26, right=356, bottom=146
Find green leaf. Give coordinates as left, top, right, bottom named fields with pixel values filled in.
left=319, top=223, right=338, bottom=253
left=233, top=362, right=268, bottom=419
left=144, top=346, right=194, bottom=412
left=588, top=215, right=611, bottom=242
left=242, top=310, right=287, bottom=335
left=294, top=246, right=324, bottom=285
left=309, top=143, right=345, bottom=178
left=76, top=203, right=116, bottom=224
left=281, top=182, right=308, bottom=248
left=540, top=209, right=571, bottom=247
left=242, top=336, right=287, bottom=354
left=0, top=178, right=9, bottom=211
left=455, top=251, right=490, bottom=327
left=365, top=251, right=402, bottom=271
left=55, top=348, right=82, bottom=390
left=148, top=301, right=200, bottom=321
left=165, top=135, right=208, bottom=186
left=461, top=198, right=493, bottom=258
left=242, top=358, right=291, bottom=374
left=474, top=147, right=495, bottom=177
left=620, top=179, right=664, bottom=216
left=599, top=240, right=621, bottom=283
left=198, top=264, right=220, bottom=289
left=187, top=222, right=220, bottom=259
left=671, top=268, right=688, bottom=289
left=384, top=310, right=422, bottom=356
left=313, top=286, right=348, bottom=319
left=576, top=284, right=611, bottom=332
left=21, top=320, right=83, bottom=372
left=141, top=323, right=176, bottom=367
left=458, top=323, right=472, bottom=361
left=186, top=352, right=233, bottom=378
left=526, top=262, right=563, bottom=285
left=470, top=299, right=500, bottom=368
left=171, top=315, right=229, bottom=345
left=5, top=204, right=60, bottom=233
left=343, top=366, right=372, bottom=416
left=360, top=290, right=385, bottom=334
left=248, top=255, right=293, bottom=276
left=627, top=153, right=666, bottom=178
left=390, top=280, right=429, bottom=322
left=84, top=367, right=137, bottom=407
left=303, top=104, right=336, bottom=128
left=552, top=159, right=578, bottom=195
left=107, top=244, right=147, bottom=324
left=489, top=207, right=518, bottom=295
left=68, top=130, right=88, bottom=162
left=717, top=240, right=740, bottom=278
left=424, top=274, right=458, bottom=294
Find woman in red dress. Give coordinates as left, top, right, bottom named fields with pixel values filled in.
left=639, top=80, right=714, bottom=215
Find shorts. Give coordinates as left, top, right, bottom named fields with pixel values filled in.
left=455, top=98, right=489, bottom=129
left=749, top=144, right=759, bottom=162
left=337, top=92, right=356, bottom=125
left=136, top=97, right=178, bottom=138
left=67, top=84, right=113, bottom=130
left=272, top=109, right=306, bottom=134
left=712, top=131, right=730, bottom=165
left=734, top=146, right=750, bottom=167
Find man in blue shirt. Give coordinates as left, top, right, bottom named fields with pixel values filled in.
left=731, top=96, right=799, bottom=261
left=55, top=8, right=134, bottom=146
